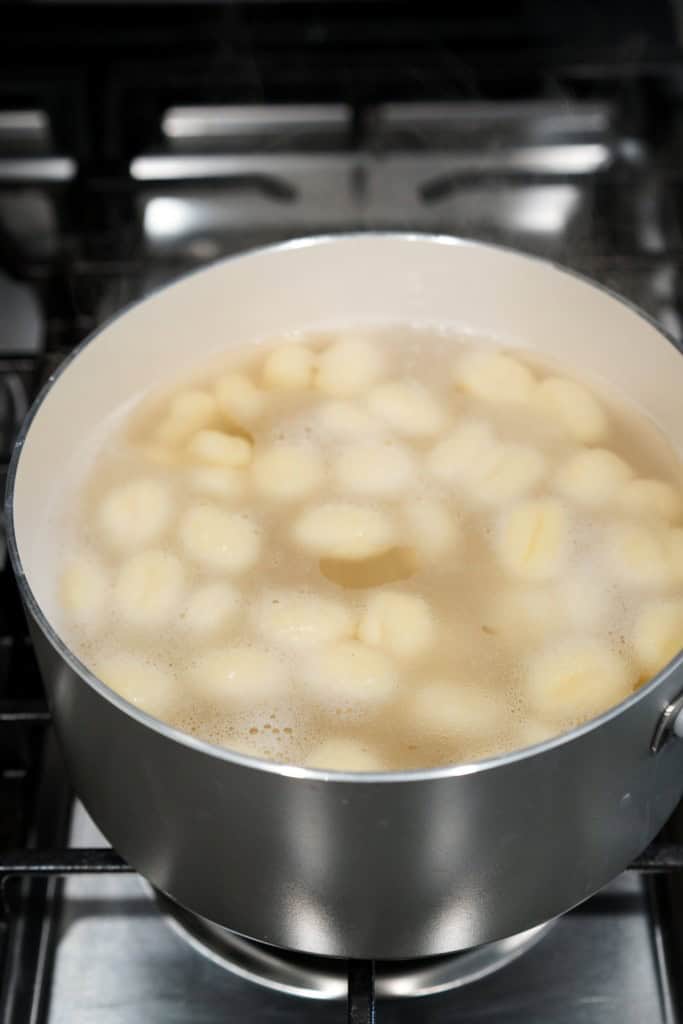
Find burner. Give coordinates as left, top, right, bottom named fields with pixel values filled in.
left=155, top=890, right=555, bottom=1000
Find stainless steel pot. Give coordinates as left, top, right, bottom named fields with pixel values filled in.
left=7, top=234, right=683, bottom=960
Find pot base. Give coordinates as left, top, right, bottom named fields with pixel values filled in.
left=155, top=891, right=555, bottom=1000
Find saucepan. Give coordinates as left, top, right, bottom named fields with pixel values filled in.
left=6, top=233, right=683, bottom=960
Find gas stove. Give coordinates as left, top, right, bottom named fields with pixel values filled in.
left=3, top=4, right=683, bottom=1021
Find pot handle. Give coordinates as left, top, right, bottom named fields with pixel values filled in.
left=652, top=694, right=683, bottom=753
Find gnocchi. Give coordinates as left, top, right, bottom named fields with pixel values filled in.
left=96, top=652, right=175, bottom=718
left=251, top=443, right=323, bottom=501
left=555, top=448, right=633, bottom=506
left=304, top=640, right=398, bottom=709
left=358, top=591, right=436, bottom=659
left=114, top=549, right=184, bottom=627
left=368, top=379, right=446, bottom=437
left=263, top=344, right=315, bottom=390
left=58, top=325, right=683, bottom=771
left=180, top=505, right=261, bottom=573
left=316, top=336, right=384, bottom=397
left=292, top=502, right=396, bottom=560
left=334, top=442, right=417, bottom=497
left=526, top=641, right=634, bottom=724
left=252, top=589, right=354, bottom=650
left=98, top=478, right=171, bottom=550
left=496, top=497, right=567, bottom=580
left=534, top=376, right=607, bottom=443
left=192, top=647, right=288, bottom=705
left=453, top=350, right=535, bottom=404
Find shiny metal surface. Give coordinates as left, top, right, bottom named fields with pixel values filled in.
left=9, top=235, right=683, bottom=959
left=0, top=110, right=51, bottom=152
left=652, top=694, right=683, bottom=752
left=162, top=104, right=350, bottom=148
left=156, top=891, right=554, bottom=999
left=46, top=805, right=672, bottom=1023
left=368, top=100, right=614, bottom=147
left=131, top=145, right=610, bottom=182
left=0, top=157, right=76, bottom=182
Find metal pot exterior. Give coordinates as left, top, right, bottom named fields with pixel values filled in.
left=27, top=609, right=683, bottom=959
left=9, top=234, right=683, bottom=959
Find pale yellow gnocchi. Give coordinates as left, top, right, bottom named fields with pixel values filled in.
left=292, top=502, right=396, bottom=560
left=496, top=497, right=567, bottom=580
left=251, top=443, right=323, bottom=501
left=453, top=350, right=535, bottom=404
left=368, top=379, right=446, bottom=437
left=96, top=652, right=175, bottom=718
left=98, top=478, right=171, bottom=550
left=263, top=344, right=315, bottom=390
left=114, top=549, right=184, bottom=627
left=358, top=590, right=436, bottom=659
left=192, top=646, right=288, bottom=705
left=316, top=336, right=384, bottom=397
left=252, top=589, right=354, bottom=650
left=179, top=505, right=261, bottom=573
left=634, top=601, right=683, bottom=676
left=526, top=641, right=633, bottom=723
left=305, top=641, right=398, bottom=708
left=334, top=442, right=417, bottom=497
left=59, top=325, right=683, bottom=772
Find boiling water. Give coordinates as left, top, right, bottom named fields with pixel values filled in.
left=56, top=327, right=683, bottom=771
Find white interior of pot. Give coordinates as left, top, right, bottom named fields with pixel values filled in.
left=11, top=234, right=683, bottom=627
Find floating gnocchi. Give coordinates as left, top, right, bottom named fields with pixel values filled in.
left=496, top=497, right=567, bottom=581
left=179, top=505, right=261, bottom=573
left=251, top=443, right=323, bottom=501
left=253, top=589, right=355, bottom=650
left=156, top=389, right=217, bottom=446
left=608, top=522, right=671, bottom=587
left=428, top=419, right=501, bottom=487
left=453, top=350, right=535, bottom=404
left=305, top=641, right=398, bottom=709
left=334, top=442, right=417, bottom=497
left=292, top=502, right=396, bottom=560
left=192, top=646, right=288, bottom=705
left=367, top=379, right=446, bottom=437
left=96, top=652, right=175, bottom=718
left=61, top=554, right=108, bottom=628
left=474, top=443, right=545, bottom=504
left=555, top=448, right=632, bottom=506
left=263, top=344, right=315, bottom=390
left=633, top=601, right=683, bottom=677
left=187, top=429, right=252, bottom=468
left=359, top=591, right=436, bottom=659
left=180, top=582, right=240, bottom=636
left=114, top=549, right=184, bottom=628
left=215, top=372, right=266, bottom=424
left=186, top=465, right=246, bottom=500
left=526, top=641, right=634, bottom=723
left=534, top=376, right=607, bottom=443
left=98, top=478, right=172, bottom=551
left=408, top=680, right=503, bottom=738
left=316, top=400, right=381, bottom=440
left=402, top=496, right=458, bottom=562
left=619, top=478, right=682, bottom=524
left=58, top=324, right=683, bottom=771
left=316, top=336, right=384, bottom=397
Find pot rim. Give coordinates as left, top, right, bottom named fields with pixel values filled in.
left=6, top=230, right=683, bottom=783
